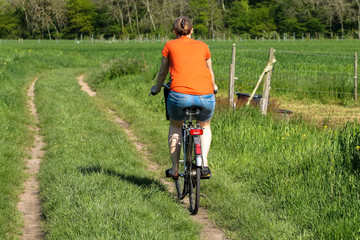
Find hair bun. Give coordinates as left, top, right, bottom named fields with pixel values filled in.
left=173, top=16, right=193, bottom=36
left=181, top=18, right=186, bottom=29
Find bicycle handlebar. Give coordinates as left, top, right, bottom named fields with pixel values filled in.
left=148, top=92, right=157, bottom=97
left=149, top=84, right=218, bottom=96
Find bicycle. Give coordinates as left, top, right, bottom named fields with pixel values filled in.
left=175, top=107, right=209, bottom=215
left=150, top=86, right=216, bottom=215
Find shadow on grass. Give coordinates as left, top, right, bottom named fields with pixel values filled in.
left=78, top=165, right=167, bottom=192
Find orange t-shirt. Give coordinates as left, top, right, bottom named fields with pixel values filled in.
left=162, top=36, right=213, bottom=95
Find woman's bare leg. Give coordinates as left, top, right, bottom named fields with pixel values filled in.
left=168, top=118, right=183, bottom=172
left=198, top=120, right=211, bottom=167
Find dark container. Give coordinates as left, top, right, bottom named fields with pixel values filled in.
left=236, top=92, right=263, bottom=106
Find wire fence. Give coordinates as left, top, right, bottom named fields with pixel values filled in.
left=215, top=44, right=359, bottom=102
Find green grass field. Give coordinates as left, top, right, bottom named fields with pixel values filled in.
left=0, top=39, right=360, bottom=239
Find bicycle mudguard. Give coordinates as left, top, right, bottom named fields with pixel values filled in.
left=193, top=136, right=203, bottom=167
left=163, top=84, right=170, bottom=120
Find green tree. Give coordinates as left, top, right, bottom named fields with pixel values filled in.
left=93, top=3, right=117, bottom=38
left=194, top=12, right=209, bottom=37
left=189, top=0, right=210, bottom=37
left=248, top=5, right=277, bottom=37
left=225, top=0, right=250, bottom=34
left=277, top=17, right=305, bottom=35
left=274, top=1, right=306, bottom=35
left=0, top=1, right=21, bottom=38
left=65, top=0, right=96, bottom=38
left=208, top=0, right=224, bottom=38
left=305, top=18, right=324, bottom=34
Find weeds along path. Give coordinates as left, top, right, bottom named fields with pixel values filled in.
left=17, top=78, right=45, bottom=240
left=77, top=75, right=226, bottom=240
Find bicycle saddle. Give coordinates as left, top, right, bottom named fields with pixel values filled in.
left=184, top=107, right=201, bottom=116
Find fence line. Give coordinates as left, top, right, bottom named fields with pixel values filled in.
left=275, top=71, right=353, bottom=77
left=235, top=78, right=355, bottom=90
left=271, top=88, right=359, bottom=95
left=275, top=50, right=353, bottom=59
left=224, top=45, right=358, bottom=100
left=230, top=45, right=354, bottom=58
left=221, top=76, right=357, bottom=95
left=220, top=68, right=354, bottom=79
left=217, top=46, right=355, bottom=59
left=230, top=78, right=359, bottom=96
left=220, top=51, right=357, bottom=97
left=234, top=78, right=256, bottom=87
left=1, top=35, right=359, bottom=45
left=273, top=72, right=354, bottom=79
left=235, top=47, right=269, bottom=53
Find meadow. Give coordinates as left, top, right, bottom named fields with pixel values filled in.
left=0, top=39, right=359, bottom=239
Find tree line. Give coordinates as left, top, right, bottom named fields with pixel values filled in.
left=0, top=0, right=359, bottom=40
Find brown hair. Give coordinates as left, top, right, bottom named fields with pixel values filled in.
left=173, top=17, right=193, bottom=36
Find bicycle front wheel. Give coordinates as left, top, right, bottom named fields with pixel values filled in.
left=188, top=166, right=200, bottom=215
left=175, top=127, right=189, bottom=200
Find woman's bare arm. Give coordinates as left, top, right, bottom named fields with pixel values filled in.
left=206, top=58, right=218, bottom=91
left=151, top=56, right=170, bottom=94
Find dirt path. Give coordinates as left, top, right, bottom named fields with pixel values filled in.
left=77, top=75, right=226, bottom=240
left=17, top=78, right=45, bottom=240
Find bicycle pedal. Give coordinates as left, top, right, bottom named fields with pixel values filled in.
left=200, top=174, right=211, bottom=179
left=200, top=194, right=207, bottom=198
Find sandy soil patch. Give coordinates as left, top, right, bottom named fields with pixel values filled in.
left=18, top=78, right=45, bottom=240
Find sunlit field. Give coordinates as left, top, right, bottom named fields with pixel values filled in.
left=0, top=39, right=359, bottom=239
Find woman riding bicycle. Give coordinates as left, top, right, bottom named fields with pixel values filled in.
left=150, top=16, right=217, bottom=180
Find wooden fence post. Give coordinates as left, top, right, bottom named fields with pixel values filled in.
left=355, top=52, right=358, bottom=102
left=260, top=48, right=275, bottom=115
left=228, top=43, right=236, bottom=110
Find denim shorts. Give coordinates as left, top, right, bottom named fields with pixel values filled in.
left=167, top=91, right=215, bottom=121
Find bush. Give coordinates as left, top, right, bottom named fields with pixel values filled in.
left=91, top=58, right=142, bottom=87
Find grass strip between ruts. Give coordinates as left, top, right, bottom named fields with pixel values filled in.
left=35, top=69, right=200, bottom=239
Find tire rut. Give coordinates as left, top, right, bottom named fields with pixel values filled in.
left=17, top=78, right=45, bottom=240
left=77, top=75, right=226, bottom=240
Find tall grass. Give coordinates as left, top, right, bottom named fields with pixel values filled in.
left=202, top=107, right=360, bottom=239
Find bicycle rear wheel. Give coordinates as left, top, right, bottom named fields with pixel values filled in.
left=188, top=137, right=200, bottom=215
left=189, top=166, right=200, bottom=214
